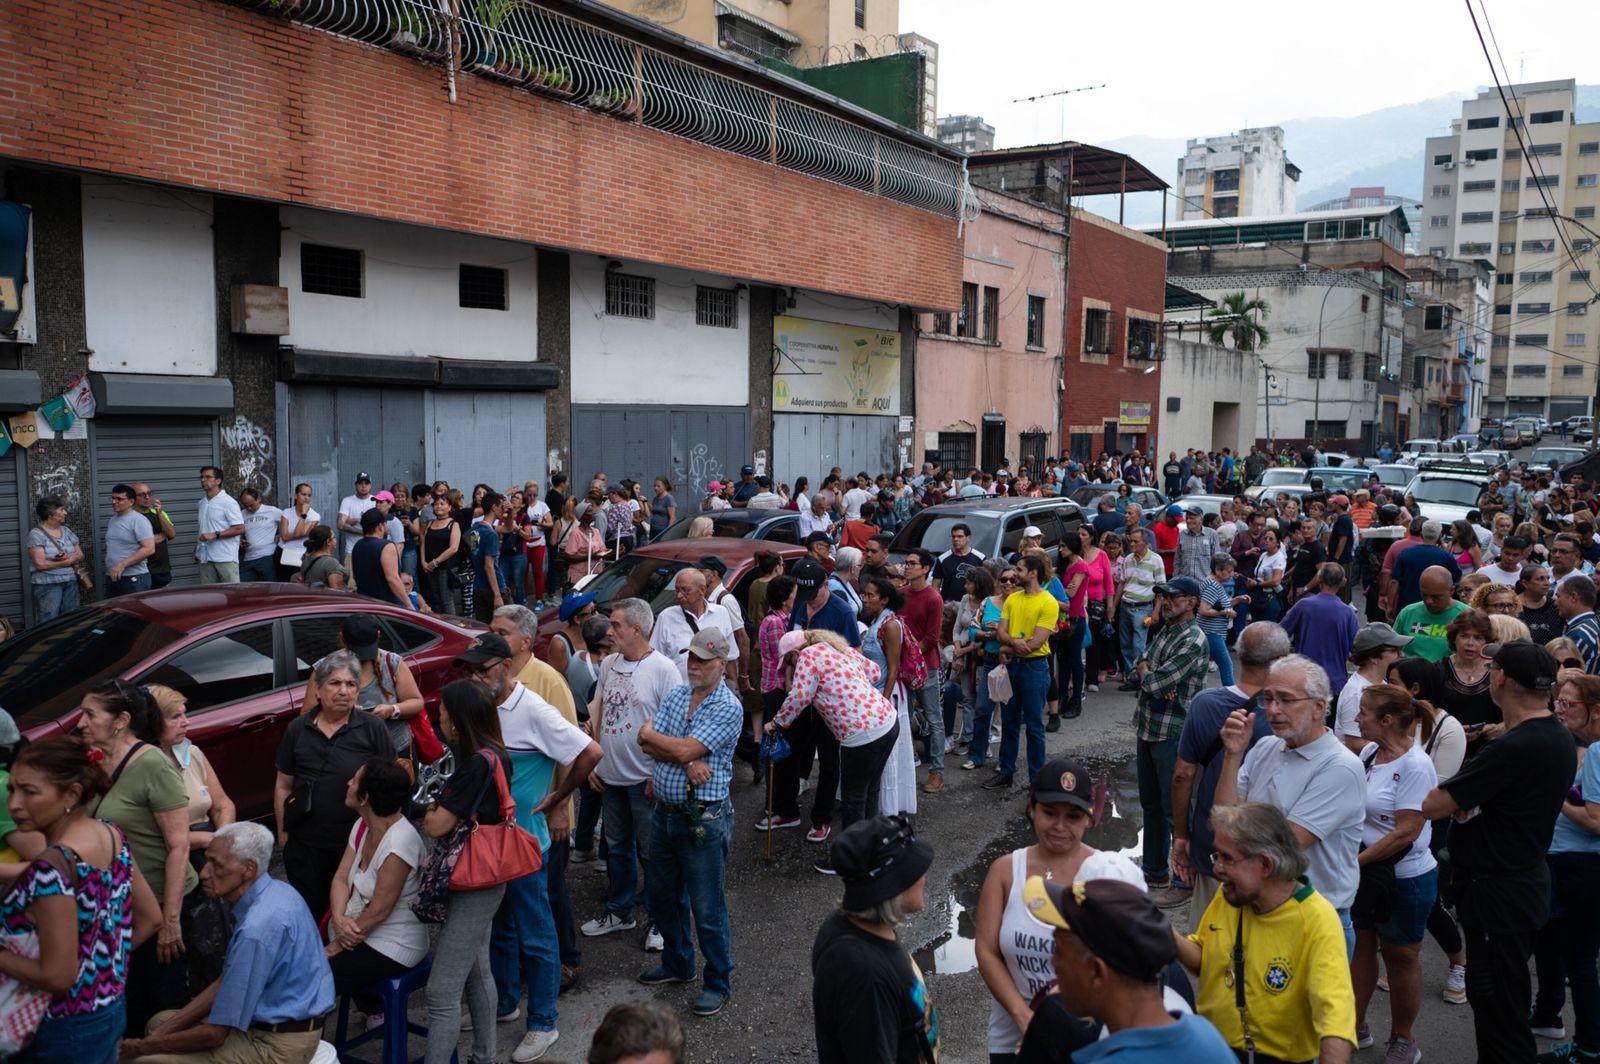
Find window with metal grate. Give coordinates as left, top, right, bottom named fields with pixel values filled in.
left=459, top=264, right=508, bottom=310
left=301, top=244, right=362, bottom=298
left=695, top=286, right=738, bottom=328
left=605, top=272, right=655, bottom=318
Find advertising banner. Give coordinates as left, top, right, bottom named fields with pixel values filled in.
left=772, top=315, right=901, bottom=416
left=1119, top=400, right=1151, bottom=428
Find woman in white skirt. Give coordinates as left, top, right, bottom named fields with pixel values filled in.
left=859, top=577, right=918, bottom=816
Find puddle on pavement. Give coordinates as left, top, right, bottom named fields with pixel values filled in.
left=912, top=755, right=1142, bottom=976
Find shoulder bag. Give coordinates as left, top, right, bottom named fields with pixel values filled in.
left=1351, top=747, right=1406, bottom=923
left=375, top=651, right=445, bottom=764
left=450, top=751, right=543, bottom=891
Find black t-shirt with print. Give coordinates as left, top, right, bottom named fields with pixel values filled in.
left=812, top=912, right=939, bottom=1064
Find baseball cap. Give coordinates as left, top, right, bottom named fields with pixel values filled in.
left=777, top=630, right=809, bottom=658
left=1153, top=575, right=1203, bottom=598
left=1022, top=524, right=1042, bottom=538
left=696, top=555, right=727, bottom=577
left=342, top=614, right=381, bottom=661
left=1166, top=504, right=1184, bottom=518
left=1021, top=877, right=1176, bottom=981
left=558, top=591, right=597, bottom=622
left=686, top=628, right=730, bottom=661
left=1330, top=494, right=1350, bottom=507
left=830, top=815, right=934, bottom=912
left=740, top=465, right=755, bottom=475
left=707, top=481, right=723, bottom=492
left=1030, top=757, right=1094, bottom=812
left=790, top=558, right=827, bottom=602
left=1484, top=640, right=1560, bottom=692
left=1351, top=622, right=1412, bottom=656
left=1183, top=505, right=1203, bottom=517
left=373, top=490, right=396, bottom=503
left=453, top=633, right=512, bottom=668
left=803, top=531, right=833, bottom=548
left=355, top=472, right=372, bottom=483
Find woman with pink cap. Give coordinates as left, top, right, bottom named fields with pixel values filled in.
left=766, top=630, right=900, bottom=875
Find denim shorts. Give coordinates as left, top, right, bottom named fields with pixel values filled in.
left=1354, top=866, right=1438, bottom=946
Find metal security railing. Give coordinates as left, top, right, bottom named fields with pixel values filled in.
left=229, top=0, right=967, bottom=218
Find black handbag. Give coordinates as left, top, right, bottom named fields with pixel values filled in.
left=282, top=777, right=316, bottom=831
left=1351, top=748, right=1407, bottom=922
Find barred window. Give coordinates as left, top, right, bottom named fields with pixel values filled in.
left=301, top=244, right=363, bottom=298
left=605, top=272, right=655, bottom=318
left=695, top=286, right=738, bottom=328
left=459, top=265, right=508, bottom=311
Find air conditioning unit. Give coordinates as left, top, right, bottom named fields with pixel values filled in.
left=1442, top=162, right=1456, bottom=171
left=1463, top=159, right=1476, bottom=166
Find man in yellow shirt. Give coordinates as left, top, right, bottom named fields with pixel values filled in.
left=1174, top=802, right=1356, bottom=1064
left=997, top=554, right=1059, bottom=787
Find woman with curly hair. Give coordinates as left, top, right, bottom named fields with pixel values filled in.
left=1468, top=581, right=1520, bottom=616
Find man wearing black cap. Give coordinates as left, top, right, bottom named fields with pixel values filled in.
left=811, top=815, right=939, bottom=1063
left=1020, top=877, right=1234, bottom=1061
left=803, top=530, right=834, bottom=568
left=337, top=471, right=376, bottom=560
left=1422, top=640, right=1575, bottom=1064
left=1134, top=575, right=1210, bottom=898
left=730, top=465, right=758, bottom=508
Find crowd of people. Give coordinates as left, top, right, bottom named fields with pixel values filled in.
left=12, top=438, right=1600, bottom=1063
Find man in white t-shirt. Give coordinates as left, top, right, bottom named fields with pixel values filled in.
left=746, top=476, right=783, bottom=509
left=1480, top=534, right=1528, bottom=587
left=238, top=488, right=283, bottom=582
left=650, top=569, right=740, bottom=686
left=841, top=475, right=872, bottom=521
left=337, top=472, right=376, bottom=559
left=580, top=598, right=681, bottom=943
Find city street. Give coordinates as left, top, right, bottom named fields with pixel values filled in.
left=433, top=677, right=1530, bottom=1063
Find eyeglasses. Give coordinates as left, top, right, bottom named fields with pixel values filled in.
left=1485, top=601, right=1518, bottom=614
left=1209, top=850, right=1250, bottom=870
left=1555, top=698, right=1589, bottom=711
left=1260, top=692, right=1317, bottom=707
left=999, top=575, right=1017, bottom=584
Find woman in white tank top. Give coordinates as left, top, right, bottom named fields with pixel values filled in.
left=973, top=756, right=1144, bottom=1061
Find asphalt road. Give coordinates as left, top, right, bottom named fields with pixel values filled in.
left=395, top=676, right=1562, bottom=1064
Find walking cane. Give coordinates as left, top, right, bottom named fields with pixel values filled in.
left=759, top=729, right=790, bottom=862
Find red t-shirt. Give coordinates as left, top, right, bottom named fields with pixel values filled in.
left=839, top=520, right=877, bottom=551
left=899, top=584, right=945, bottom=673
left=1152, top=520, right=1180, bottom=577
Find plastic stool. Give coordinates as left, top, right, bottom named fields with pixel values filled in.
left=332, top=955, right=457, bottom=1064
left=310, top=1042, right=339, bottom=1064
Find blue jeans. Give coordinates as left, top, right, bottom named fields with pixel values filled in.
left=967, top=660, right=998, bottom=767
left=942, top=677, right=972, bottom=746
left=107, top=572, right=151, bottom=597
left=16, top=997, right=124, bottom=1064
left=1231, top=596, right=1251, bottom=640
left=239, top=555, right=277, bottom=582
left=648, top=800, right=734, bottom=998
left=1136, top=736, right=1180, bottom=881
left=489, top=865, right=559, bottom=1032
left=914, top=678, right=945, bottom=777
left=601, top=781, right=652, bottom=919
left=1119, top=601, right=1153, bottom=675
left=1000, top=657, right=1050, bottom=784
left=401, top=542, right=419, bottom=584
left=1205, top=630, right=1234, bottom=686
left=498, top=553, right=528, bottom=606
left=1337, top=906, right=1356, bottom=961
left=31, top=580, right=79, bottom=622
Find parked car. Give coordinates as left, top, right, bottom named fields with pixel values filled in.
left=1527, top=446, right=1590, bottom=474
left=1496, top=425, right=1524, bottom=449
left=1398, top=438, right=1464, bottom=463
left=1172, top=494, right=1236, bottom=519
left=651, top=507, right=802, bottom=545
left=1368, top=463, right=1417, bottom=490
left=1256, top=467, right=1309, bottom=488
left=1466, top=450, right=1514, bottom=469
left=1243, top=483, right=1318, bottom=506
left=888, top=497, right=1085, bottom=564
left=535, top=537, right=808, bottom=653
left=1067, top=483, right=1169, bottom=526
left=1303, top=467, right=1371, bottom=494
left=1511, top=417, right=1542, bottom=444
left=1447, top=433, right=1480, bottom=453
left=1563, top=416, right=1595, bottom=442
left=0, top=586, right=483, bottom=821
left=1401, top=469, right=1492, bottom=526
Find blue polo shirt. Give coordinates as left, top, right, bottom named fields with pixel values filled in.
left=1073, top=1012, right=1235, bottom=1063
left=209, top=875, right=335, bottom=1030
left=792, top=591, right=862, bottom=647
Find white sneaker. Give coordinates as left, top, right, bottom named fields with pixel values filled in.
left=943, top=737, right=956, bottom=753
left=644, top=925, right=664, bottom=952
left=1086, top=684, right=1099, bottom=693
left=1207, top=662, right=1218, bottom=673
left=511, top=1029, right=560, bottom=1062
left=580, top=912, right=637, bottom=937
left=1442, top=964, right=1467, bottom=1005
left=798, top=778, right=810, bottom=796
left=461, top=1004, right=520, bottom=1031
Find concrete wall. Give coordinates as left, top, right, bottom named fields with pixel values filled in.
left=569, top=256, right=749, bottom=406
left=280, top=207, right=538, bottom=362
left=1157, top=339, right=1257, bottom=459
left=82, top=177, right=216, bottom=376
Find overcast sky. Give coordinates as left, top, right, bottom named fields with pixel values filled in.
left=902, top=0, right=1599, bottom=147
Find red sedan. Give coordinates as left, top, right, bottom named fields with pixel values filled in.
left=0, top=585, right=484, bottom=820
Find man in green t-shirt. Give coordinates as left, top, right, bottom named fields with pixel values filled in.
left=998, top=554, right=1060, bottom=787
left=1394, top=565, right=1468, bottom=662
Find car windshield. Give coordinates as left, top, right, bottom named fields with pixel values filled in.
left=1531, top=448, right=1586, bottom=466
left=1405, top=440, right=1439, bottom=453
left=653, top=512, right=763, bottom=541
left=1070, top=485, right=1117, bottom=506
left=0, top=609, right=186, bottom=728
left=1409, top=478, right=1485, bottom=507
left=888, top=512, right=1002, bottom=555
left=576, top=555, right=694, bottom=614
left=1315, top=470, right=1369, bottom=492
left=1259, top=469, right=1304, bottom=486
left=1372, top=466, right=1412, bottom=487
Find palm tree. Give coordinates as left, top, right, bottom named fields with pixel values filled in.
left=1204, top=292, right=1271, bottom=352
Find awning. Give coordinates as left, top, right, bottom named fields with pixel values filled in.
left=89, top=372, right=234, bottom=416
left=0, top=369, right=40, bottom=413
left=1164, top=282, right=1213, bottom=311
left=712, top=1, right=800, bottom=46
left=279, top=348, right=559, bottom=391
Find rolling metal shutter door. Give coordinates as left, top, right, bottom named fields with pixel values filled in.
left=90, top=419, right=219, bottom=591
left=284, top=386, right=426, bottom=531
left=0, top=452, right=24, bottom=629
left=571, top=406, right=749, bottom=501
left=430, top=392, right=547, bottom=493
left=773, top=414, right=896, bottom=484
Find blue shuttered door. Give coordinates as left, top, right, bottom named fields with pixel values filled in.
left=570, top=406, right=747, bottom=501
left=430, top=392, right=547, bottom=493
left=285, top=386, right=426, bottom=526
left=772, top=414, right=896, bottom=485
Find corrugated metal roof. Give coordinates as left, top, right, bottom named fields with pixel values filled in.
left=712, top=1, right=800, bottom=46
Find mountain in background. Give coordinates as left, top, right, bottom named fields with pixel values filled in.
left=1079, top=84, right=1599, bottom=227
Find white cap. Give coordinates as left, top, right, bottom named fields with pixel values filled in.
left=1023, top=525, right=1043, bottom=538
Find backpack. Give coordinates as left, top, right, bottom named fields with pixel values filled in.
left=894, top=616, right=930, bottom=690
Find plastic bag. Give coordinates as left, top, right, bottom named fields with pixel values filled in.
left=0, top=931, right=52, bottom=1055
left=986, top=663, right=1014, bottom=705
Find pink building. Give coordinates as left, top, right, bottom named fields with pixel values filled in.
left=916, top=187, right=1067, bottom=472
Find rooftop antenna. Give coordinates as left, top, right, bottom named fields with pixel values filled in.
left=1012, top=83, right=1106, bottom=142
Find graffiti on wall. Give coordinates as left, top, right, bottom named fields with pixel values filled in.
left=221, top=415, right=273, bottom=499
left=33, top=460, right=84, bottom=511
left=683, top=442, right=726, bottom=499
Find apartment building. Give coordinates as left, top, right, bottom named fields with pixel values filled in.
left=939, top=114, right=996, bottom=154
left=1175, top=127, right=1301, bottom=221
left=603, top=0, right=898, bottom=65
left=1420, top=79, right=1600, bottom=422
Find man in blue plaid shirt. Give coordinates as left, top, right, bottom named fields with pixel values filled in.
left=1134, top=575, right=1210, bottom=904
left=637, top=627, right=744, bottom=1019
